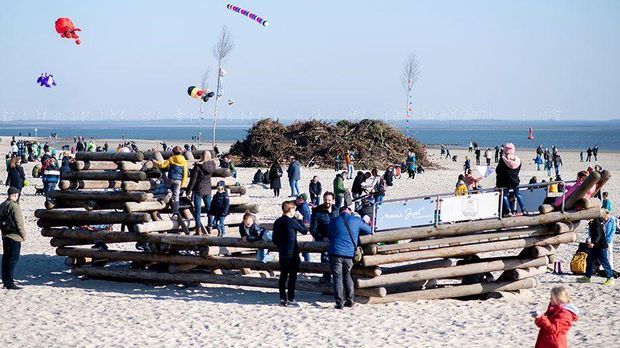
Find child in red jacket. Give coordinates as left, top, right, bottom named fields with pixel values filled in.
left=533, top=286, right=579, bottom=348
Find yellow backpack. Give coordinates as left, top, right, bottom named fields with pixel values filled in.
left=570, top=252, right=588, bottom=274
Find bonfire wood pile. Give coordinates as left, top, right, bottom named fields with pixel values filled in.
left=38, top=163, right=608, bottom=303
left=229, top=118, right=432, bottom=169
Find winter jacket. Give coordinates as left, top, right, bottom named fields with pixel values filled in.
left=333, top=176, right=346, bottom=197
left=239, top=223, right=267, bottom=242
left=327, top=213, right=372, bottom=258
left=351, top=173, right=366, bottom=195
left=588, top=218, right=609, bottom=249
left=156, top=154, right=188, bottom=187
left=310, top=204, right=339, bottom=240
left=605, top=216, right=616, bottom=244
left=287, top=160, right=301, bottom=180
left=5, top=166, right=26, bottom=190
left=309, top=181, right=322, bottom=200
left=269, top=165, right=283, bottom=189
left=209, top=191, right=229, bottom=217
left=272, top=215, right=307, bottom=258
left=186, top=161, right=216, bottom=196
left=296, top=201, right=311, bottom=224
left=495, top=158, right=521, bottom=188
left=383, top=169, right=394, bottom=186
left=0, top=199, right=26, bottom=242
left=534, top=303, right=578, bottom=348
left=252, top=170, right=264, bottom=184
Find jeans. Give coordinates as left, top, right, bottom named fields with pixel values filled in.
left=212, top=216, right=226, bottom=236
left=279, top=255, right=300, bottom=302
left=536, top=163, right=541, bottom=171
left=335, top=196, right=343, bottom=209
left=2, top=238, right=21, bottom=287
left=585, top=247, right=613, bottom=278
left=502, top=187, right=526, bottom=215
left=329, top=256, right=354, bottom=305
left=289, top=179, right=300, bottom=197
left=347, top=164, right=354, bottom=179
left=374, top=194, right=384, bottom=204
left=609, top=241, right=614, bottom=270
left=257, top=231, right=275, bottom=263
left=310, top=195, right=320, bottom=207
left=193, top=193, right=212, bottom=230
left=169, top=180, right=182, bottom=214
left=554, top=165, right=560, bottom=177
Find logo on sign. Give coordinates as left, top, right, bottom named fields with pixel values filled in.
left=462, top=196, right=479, bottom=217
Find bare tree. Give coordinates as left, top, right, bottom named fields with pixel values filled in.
left=211, top=26, right=234, bottom=148
left=197, top=68, right=210, bottom=143
left=200, top=68, right=210, bottom=90
left=401, top=52, right=420, bottom=138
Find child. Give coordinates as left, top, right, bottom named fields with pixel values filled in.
left=463, top=157, right=471, bottom=174
left=239, top=212, right=274, bottom=263
left=209, top=181, right=230, bottom=237
left=533, top=286, right=579, bottom=348
left=602, top=191, right=612, bottom=211
left=455, top=174, right=468, bottom=196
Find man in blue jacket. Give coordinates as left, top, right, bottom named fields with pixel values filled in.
left=328, top=206, right=372, bottom=309
left=287, top=156, right=301, bottom=197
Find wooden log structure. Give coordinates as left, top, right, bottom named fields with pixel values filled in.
left=361, top=232, right=577, bottom=267
left=49, top=190, right=152, bottom=202
left=59, top=180, right=123, bottom=190
left=356, top=256, right=548, bottom=288
left=71, top=266, right=387, bottom=298
left=144, top=150, right=215, bottom=161
left=42, top=228, right=144, bottom=243
left=44, top=199, right=125, bottom=211
left=359, top=208, right=603, bottom=244
left=61, top=170, right=150, bottom=181
left=592, top=170, right=611, bottom=197
left=35, top=209, right=151, bottom=224
left=76, top=151, right=145, bottom=162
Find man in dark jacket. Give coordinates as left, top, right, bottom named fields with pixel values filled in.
left=272, top=201, right=307, bottom=306
left=186, top=156, right=216, bottom=235
left=0, top=187, right=26, bottom=289
left=287, top=156, right=301, bottom=197
left=328, top=206, right=372, bottom=308
left=310, top=192, right=339, bottom=282
left=309, top=176, right=322, bottom=206
left=578, top=217, right=615, bottom=285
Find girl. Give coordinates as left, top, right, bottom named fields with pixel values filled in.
left=534, top=286, right=579, bottom=348
left=5, top=156, right=25, bottom=202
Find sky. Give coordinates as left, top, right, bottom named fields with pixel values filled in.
left=0, top=1, right=619, bottom=121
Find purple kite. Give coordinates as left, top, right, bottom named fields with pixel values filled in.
left=226, top=4, right=269, bottom=27
left=36, top=73, right=57, bottom=88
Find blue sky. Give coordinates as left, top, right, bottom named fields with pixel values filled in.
left=1, top=1, right=619, bottom=121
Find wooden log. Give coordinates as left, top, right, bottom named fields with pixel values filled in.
left=360, top=208, right=604, bottom=244
left=119, top=161, right=153, bottom=171
left=380, top=259, right=454, bottom=275
left=519, top=245, right=558, bottom=258
left=212, top=168, right=231, bottom=178
left=375, top=225, right=554, bottom=254
left=363, top=278, right=536, bottom=303
left=502, top=266, right=547, bottom=281
left=76, top=151, right=144, bottom=162
left=183, top=151, right=195, bottom=161
left=361, top=232, right=577, bottom=267
left=538, top=204, right=555, bottom=214
left=384, top=279, right=437, bottom=294
left=228, top=186, right=247, bottom=195
left=44, top=199, right=125, bottom=211
left=356, top=257, right=548, bottom=288
left=75, top=161, right=118, bottom=171
left=59, top=180, right=122, bottom=190
left=35, top=209, right=151, bottom=224
left=61, top=170, right=148, bottom=181
left=563, top=171, right=601, bottom=210
left=210, top=177, right=237, bottom=188
left=122, top=180, right=157, bottom=192
left=42, top=228, right=144, bottom=243
left=592, top=170, right=611, bottom=197
left=49, top=190, right=151, bottom=202
left=124, top=201, right=168, bottom=213
left=228, top=204, right=260, bottom=214
left=168, top=264, right=197, bottom=274
left=485, top=289, right=531, bottom=300
left=70, top=266, right=386, bottom=297
left=145, top=150, right=215, bottom=161
left=50, top=238, right=94, bottom=247
left=577, top=198, right=602, bottom=210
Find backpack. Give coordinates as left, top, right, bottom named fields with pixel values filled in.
left=0, top=205, right=15, bottom=234
left=570, top=252, right=588, bottom=275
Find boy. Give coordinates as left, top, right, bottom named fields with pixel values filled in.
left=209, top=181, right=230, bottom=237
left=602, top=191, right=612, bottom=211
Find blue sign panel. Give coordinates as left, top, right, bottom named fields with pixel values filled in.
left=375, top=197, right=436, bottom=231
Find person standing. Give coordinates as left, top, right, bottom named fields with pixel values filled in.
left=468, top=141, right=473, bottom=153
left=593, top=144, right=599, bottom=161
left=603, top=210, right=616, bottom=270
left=41, top=157, right=60, bottom=201
left=474, top=146, right=481, bottom=165
left=351, top=171, right=367, bottom=209
left=287, top=156, right=301, bottom=197
left=552, top=153, right=563, bottom=177
left=310, top=192, right=339, bottom=283
left=209, top=181, right=230, bottom=237
left=269, top=160, right=283, bottom=197
left=5, top=156, right=25, bottom=202
left=328, top=206, right=372, bottom=309
left=272, top=201, right=307, bottom=306
left=484, top=148, right=492, bottom=166
left=494, top=145, right=500, bottom=163
left=533, top=286, right=579, bottom=348
left=186, top=151, right=215, bottom=235
left=345, top=149, right=354, bottom=180
left=495, top=143, right=526, bottom=216
left=406, top=152, right=417, bottom=179
left=586, top=147, right=592, bottom=162
left=0, top=187, right=26, bottom=290
left=333, top=173, right=346, bottom=209
left=577, top=217, right=615, bottom=285
left=602, top=192, right=612, bottom=211
left=309, top=176, right=322, bottom=206
left=154, top=146, right=188, bottom=215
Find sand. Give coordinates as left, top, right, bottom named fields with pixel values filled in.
left=0, top=137, right=618, bottom=347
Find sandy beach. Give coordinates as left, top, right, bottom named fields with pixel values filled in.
left=0, top=136, right=618, bottom=347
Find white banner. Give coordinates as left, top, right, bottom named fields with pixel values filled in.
left=439, top=191, right=500, bottom=223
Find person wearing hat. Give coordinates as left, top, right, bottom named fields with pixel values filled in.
left=186, top=150, right=216, bottom=235
left=295, top=194, right=311, bottom=225
left=495, top=143, right=526, bottom=217
left=209, top=180, right=230, bottom=237
left=153, top=146, right=189, bottom=215
left=327, top=205, right=372, bottom=309
left=0, top=187, right=26, bottom=289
